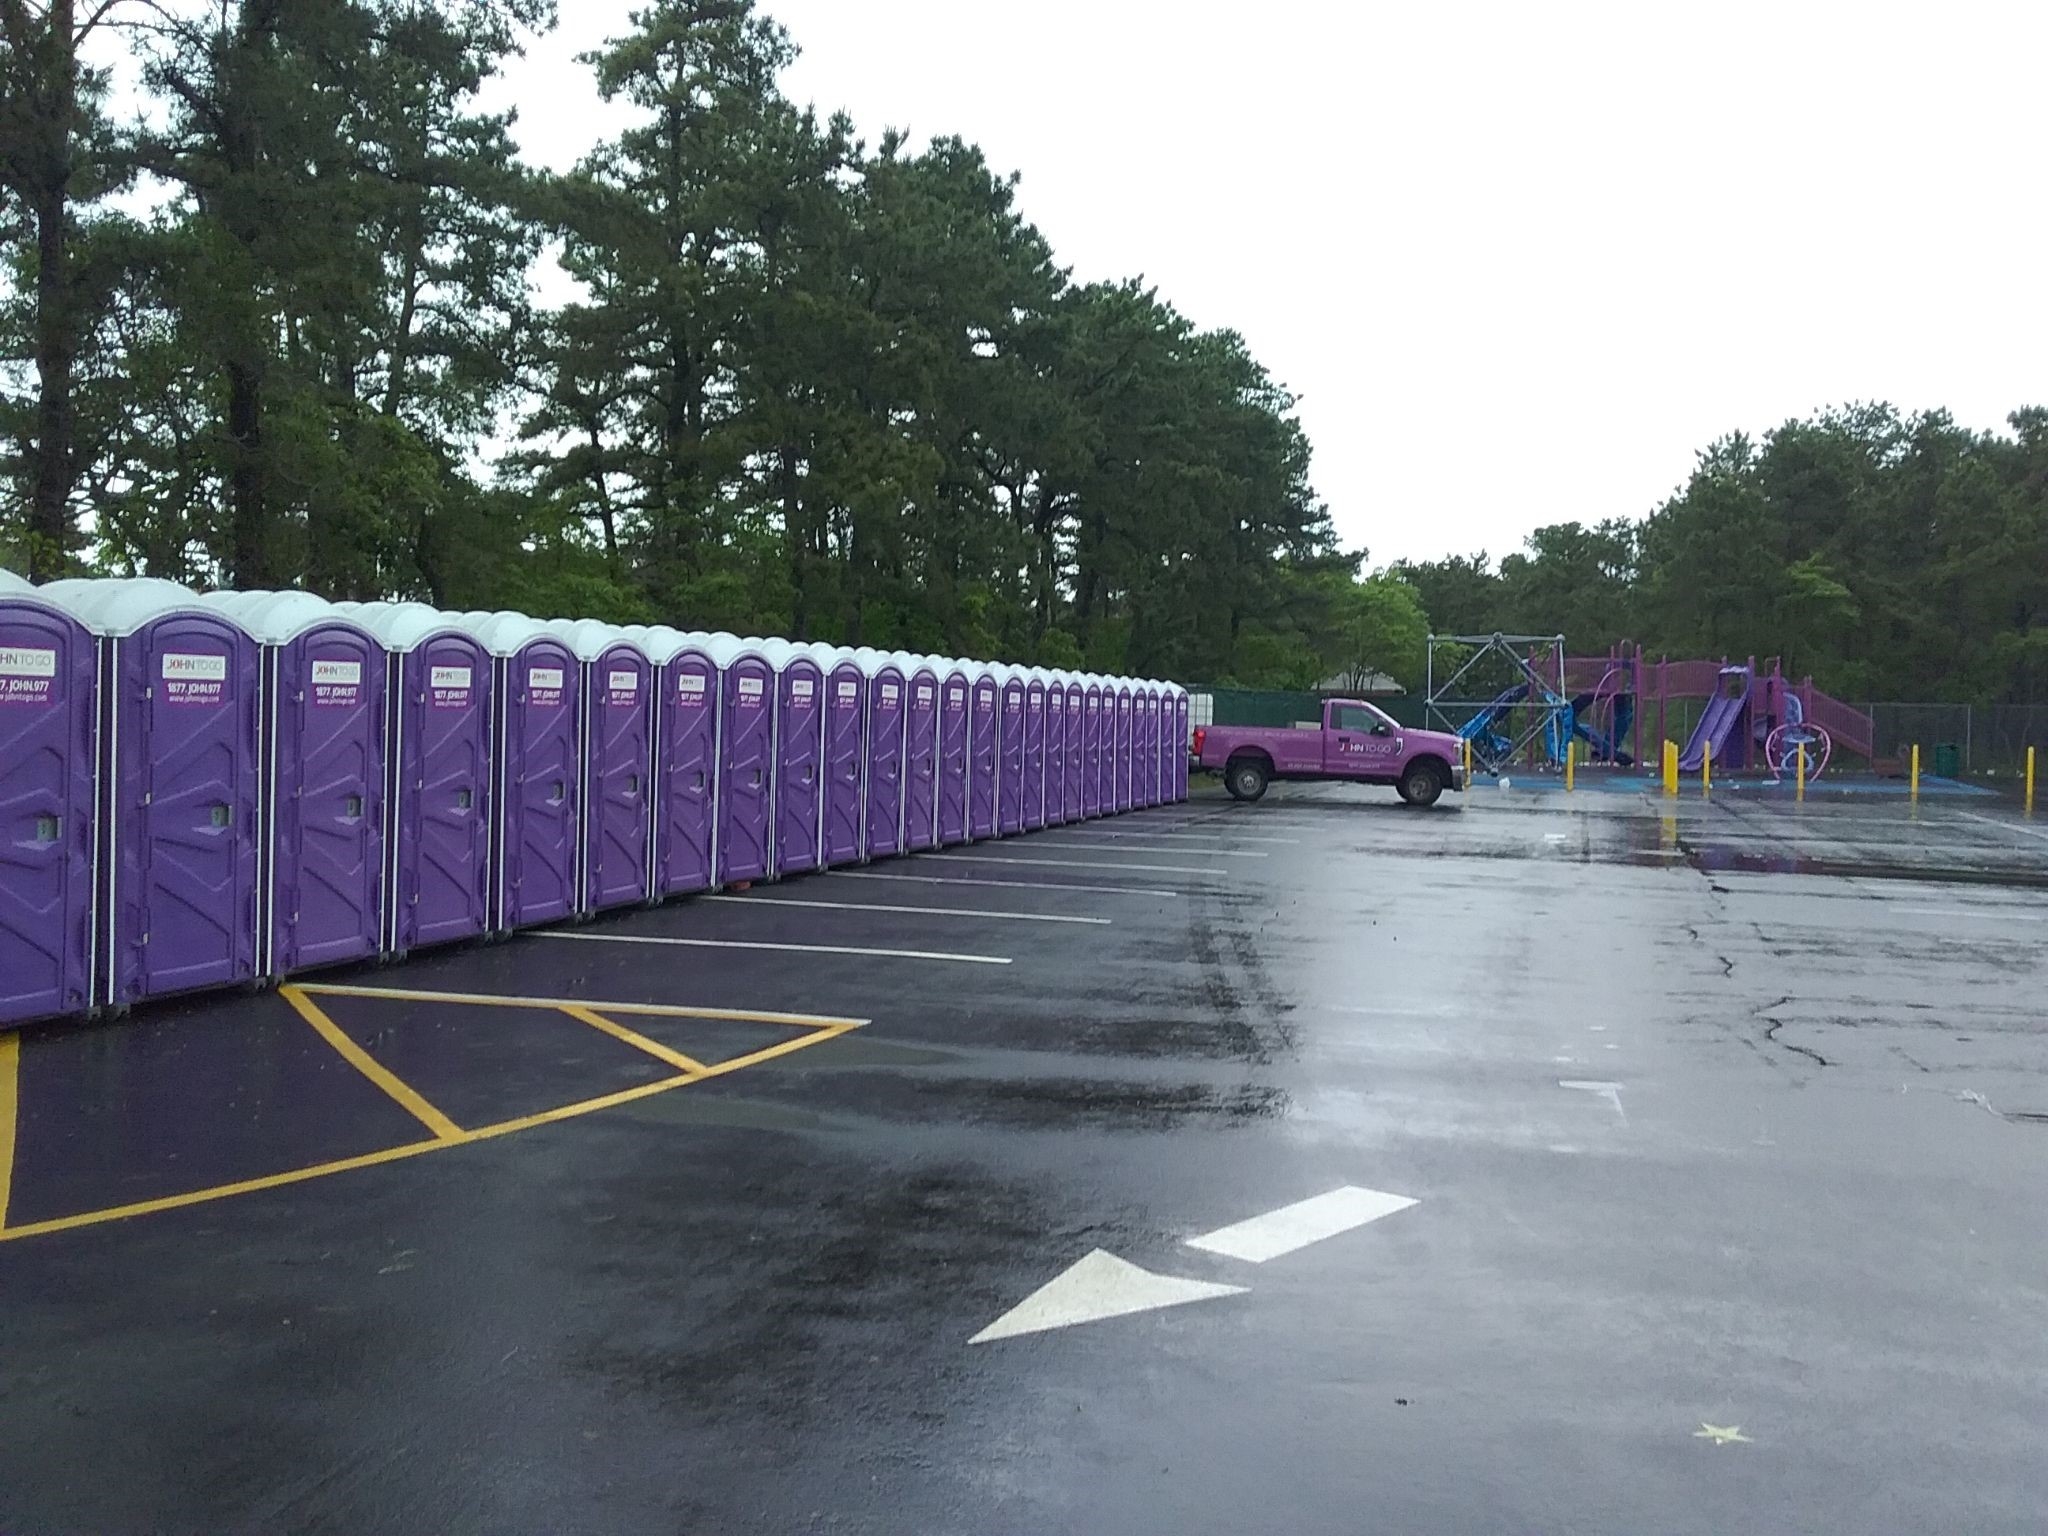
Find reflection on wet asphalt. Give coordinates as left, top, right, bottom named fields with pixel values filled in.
left=4, top=781, right=2048, bottom=1534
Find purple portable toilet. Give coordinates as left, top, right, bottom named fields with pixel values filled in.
left=1023, top=670, right=1048, bottom=830
left=203, top=591, right=387, bottom=978
left=821, top=646, right=866, bottom=868
left=1174, top=687, right=1191, bottom=801
left=628, top=626, right=719, bottom=900
left=1139, top=683, right=1161, bottom=808
left=767, top=640, right=824, bottom=876
left=905, top=659, right=942, bottom=851
left=1064, top=671, right=1097, bottom=819
left=40, top=578, right=262, bottom=1008
left=1041, top=673, right=1066, bottom=827
left=710, top=635, right=773, bottom=884
left=566, top=621, right=653, bottom=915
left=0, top=577, right=99, bottom=1024
left=1115, top=682, right=1136, bottom=813
left=864, top=652, right=909, bottom=860
left=341, top=603, right=493, bottom=957
left=937, top=662, right=970, bottom=845
left=998, top=667, right=1027, bottom=836
left=471, top=614, right=581, bottom=933
left=1081, top=677, right=1105, bottom=819
left=969, top=666, right=999, bottom=840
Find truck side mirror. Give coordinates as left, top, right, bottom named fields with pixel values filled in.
left=1372, top=722, right=1392, bottom=737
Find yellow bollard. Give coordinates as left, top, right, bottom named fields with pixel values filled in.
left=1796, top=741, right=1806, bottom=802
left=1910, top=743, right=1920, bottom=798
left=1662, top=739, right=1679, bottom=797
left=1463, top=734, right=1473, bottom=788
left=1565, top=738, right=1575, bottom=792
left=2028, top=745, right=2036, bottom=816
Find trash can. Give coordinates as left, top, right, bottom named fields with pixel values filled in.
left=1933, top=742, right=1961, bottom=779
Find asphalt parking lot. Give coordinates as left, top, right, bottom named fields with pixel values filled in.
left=5, top=778, right=2048, bottom=1534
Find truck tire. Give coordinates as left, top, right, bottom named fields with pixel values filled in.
left=1226, top=756, right=1270, bottom=803
left=1398, top=760, right=1445, bottom=808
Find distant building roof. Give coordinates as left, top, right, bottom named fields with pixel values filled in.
left=1316, top=669, right=1405, bottom=696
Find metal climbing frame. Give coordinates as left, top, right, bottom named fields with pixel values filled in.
left=1425, top=632, right=1572, bottom=774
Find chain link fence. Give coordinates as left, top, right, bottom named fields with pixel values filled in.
left=1190, top=688, right=2048, bottom=779
left=1868, top=704, right=2048, bottom=776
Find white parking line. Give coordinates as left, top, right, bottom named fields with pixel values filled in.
left=1956, top=810, right=2048, bottom=843
left=538, top=931, right=1012, bottom=965
left=926, top=852, right=1221, bottom=876
left=706, top=894, right=1108, bottom=925
left=1054, top=828, right=1302, bottom=846
left=827, top=871, right=1185, bottom=899
left=1888, top=906, right=2047, bottom=922
left=1020, top=839, right=1268, bottom=859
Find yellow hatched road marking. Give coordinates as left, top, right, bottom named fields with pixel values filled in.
left=296, top=981, right=866, bottom=1030
left=281, top=986, right=466, bottom=1142
left=0, top=1017, right=859, bottom=1244
left=0, top=1031, right=18, bottom=1231
left=560, top=1005, right=709, bottom=1076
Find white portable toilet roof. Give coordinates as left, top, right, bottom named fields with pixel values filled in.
left=0, top=568, right=31, bottom=595
left=198, top=589, right=353, bottom=645
left=337, top=602, right=458, bottom=653
left=556, top=618, right=640, bottom=664
left=35, top=576, right=210, bottom=636
left=621, top=624, right=706, bottom=665
left=705, top=632, right=767, bottom=667
left=459, top=611, right=566, bottom=658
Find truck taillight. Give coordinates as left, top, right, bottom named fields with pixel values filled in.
left=1192, top=728, right=1206, bottom=756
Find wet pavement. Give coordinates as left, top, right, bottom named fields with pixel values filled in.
left=4, top=779, right=2048, bottom=1533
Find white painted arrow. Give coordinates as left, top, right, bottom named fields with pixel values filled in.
left=968, top=1249, right=1247, bottom=1344
left=1184, top=1185, right=1419, bottom=1264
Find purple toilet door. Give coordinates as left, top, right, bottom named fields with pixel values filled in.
left=116, top=615, right=260, bottom=1003
left=403, top=636, right=490, bottom=951
left=585, top=647, right=651, bottom=913
left=823, top=666, right=864, bottom=867
left=775, top=663, right=822, bottom=874
left=720, top=659, right=772, bottom=883
left=903, top=674, right=937, bottom=851
left=1047, top=689, right=1069, bottom=825
left=274, top=625, right=385, bottom=974
left=1122, top=696, right=1138, bottom=819
left=1073, top=692, right=1089, bottom=823
left=1178, top=697, right=1191, bottom=799
left=1023, top=684, right=1046, bottom=829
left=1081, top=690, right=1102, bottom=818
left=937, top=677, right=968, bottom=844
left=658, top=653, right=716, bottom=895
left=998, top=682, right=1025, bottom=835
left=969, top=679, right=998, bottom=839
left=865, top=670, right=906, bottom=859
left=1145, top=695, right=1159, bottom=805
left=505, top=642, right=579, bottom=928
left=0, top=600, right=96, bottom=1023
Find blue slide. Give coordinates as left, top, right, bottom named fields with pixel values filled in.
left=1680, top=670, right=1751, bottom=770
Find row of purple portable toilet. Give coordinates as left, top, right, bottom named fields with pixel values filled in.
left=0, top=573, right=1189, bottom=1027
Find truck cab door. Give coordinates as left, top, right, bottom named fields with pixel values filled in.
left=1324, top=702, right=1394, bottom=777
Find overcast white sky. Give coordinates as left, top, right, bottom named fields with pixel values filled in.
left=488, top=0, right=2048, bottom=568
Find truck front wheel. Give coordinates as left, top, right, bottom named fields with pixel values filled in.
left=1226, top=757, right=1270, bottom=803
left=1398, top=760, right=1445, bottom=808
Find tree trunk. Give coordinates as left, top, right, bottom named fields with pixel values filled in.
left=226, top=358, right=269, bottom=586
left=28, top=176, right=76, bottom=578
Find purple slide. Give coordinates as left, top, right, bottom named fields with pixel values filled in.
left=1681, top=668, right=1751, bottom=770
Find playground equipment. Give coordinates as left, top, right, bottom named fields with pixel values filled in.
left=1430, top=636, right=1874, bottom=780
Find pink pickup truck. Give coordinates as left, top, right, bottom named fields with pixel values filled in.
left=1193, top=699, right=1467, bottom=807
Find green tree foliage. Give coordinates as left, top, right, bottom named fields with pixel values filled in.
left=2, top=0, right=1345, bottom=682
left=1399, top=405, right=2048, bottom=703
